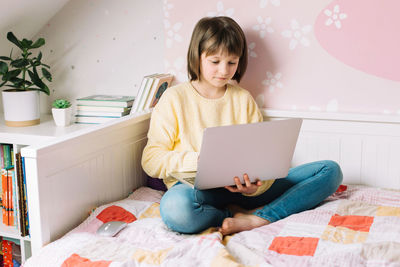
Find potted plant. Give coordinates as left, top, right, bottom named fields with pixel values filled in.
left=0, top=32, right=52, bottom=127
left=51, top=99, right=72, bottom=127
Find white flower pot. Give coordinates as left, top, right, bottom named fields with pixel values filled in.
left=2, top=90, right=40, bottom=127
left=52, top=107, right=72, bottom=127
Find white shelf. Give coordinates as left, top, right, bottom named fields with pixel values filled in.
left=0, top=113, right=93, bottom=263
left=0, top=222, right=30, bottom=241
left=0, top=113, right=92, bottom=146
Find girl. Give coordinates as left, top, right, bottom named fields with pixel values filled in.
left=142, top=16, right=342, bottom=235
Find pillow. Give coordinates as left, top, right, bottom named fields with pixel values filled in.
left=146, top=176, right=167, bottom=191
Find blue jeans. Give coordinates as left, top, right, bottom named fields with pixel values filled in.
left=160, top=160, right=343, bottom=234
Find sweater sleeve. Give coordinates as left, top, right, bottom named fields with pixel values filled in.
left=247, top=91, right=263, bottom=123
left=141, top=91, right=199, bottom=179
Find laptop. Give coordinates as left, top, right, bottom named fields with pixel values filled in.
left=169, top=118, right=303, bottom=190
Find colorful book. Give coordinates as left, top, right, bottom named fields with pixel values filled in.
left=77, top=95, right=135, bottom=107
left=8, top=169, right=14, bottom=227
left=0, top=144, right=4, bottom=169
left=21, top=157, right=29, bottom=235
left=3, top=145, right=12, bottom=169
left=75, top=116, right=119, bottom=124
left=2, top=169, right=8, bottom=225
left=2, top=239, right=13, bottom=267
left=144, top=74, right=174, bottom=110
left=9, top=169, right=15, bottom=227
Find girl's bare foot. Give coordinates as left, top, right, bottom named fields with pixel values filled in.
left=219, top=213, right=270, bottom=235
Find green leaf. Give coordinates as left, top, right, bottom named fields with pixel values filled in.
left=0, top=56, right=11, bottom=61
left=30, top=38, right=45, bottom=49
left=28, top=69, right=43, bottom=87
left=37, top=51, right=42, bottom=62
left=41, top=63, right=50, bottom=69
left=42, top=67, right=52, bottom=82
left=11, top=58, right=29, bottom=68
left=4, top=69, right=21, bottom=80
left=21, top=38, right=33, bottom=49
left=0, top=61, right=8, bottom=75
left=6, top=32, right=23, bottom=50
left=29, top=67, right=50, bottom=94
left=9, top=77, right=24, bottom=88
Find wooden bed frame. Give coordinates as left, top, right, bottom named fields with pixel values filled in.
left=21, top=109, right=400, bottom=255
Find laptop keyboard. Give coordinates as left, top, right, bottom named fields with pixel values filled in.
left=183, top=177, right=195, bottom=185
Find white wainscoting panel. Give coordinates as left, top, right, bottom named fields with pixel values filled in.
left=264, top=110, right=400, bottom=190
left=22, top=113, right=150, bottom=254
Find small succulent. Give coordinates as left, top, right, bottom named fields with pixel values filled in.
left=52, top=99, right=71, bottom=109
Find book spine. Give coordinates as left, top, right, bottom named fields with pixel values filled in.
left=131, top=77, right=149, bottom=113
left=21, top=157, right=29, bottom=235
left=137, top=77, right=155, bottom=112
left=0, top=144, right=4, bottom=169
left=143, top=76, right=161, bottom=110
left=3, top=145, right=12, bottom=169
left=8, top=170, right=14, bottom=227
left=2, top=239, right=13, bottom=267
left=2, top=169, right=9, bottom=225
left=10, top=146, right=14, bottom=169
left=1, top=169, right=8, bottom=225
left=11, top=169, right=18, bottom=229
left=16, top=153, right=26, bottom=236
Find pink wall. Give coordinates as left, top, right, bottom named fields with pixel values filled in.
left=163, top=0, right=400, bottom=115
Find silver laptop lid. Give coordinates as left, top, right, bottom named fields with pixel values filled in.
left=195, top=118, right=302, bottom=190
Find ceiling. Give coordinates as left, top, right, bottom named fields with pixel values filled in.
left=0, top=0, right=70, bottom=56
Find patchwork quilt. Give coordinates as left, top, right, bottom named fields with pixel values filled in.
left=24, top=185, right=400, bottom=267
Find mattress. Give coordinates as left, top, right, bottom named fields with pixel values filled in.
left=24, top=185, right=400, bottom=266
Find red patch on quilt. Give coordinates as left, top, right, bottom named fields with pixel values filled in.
left=61, top=254, right=111, bottom=267
left=268, top=236, right=319, bottom=256
left=328, top=214, right=374, bottom=232
left=335, top=185, right=348, bottom=193
left=96, top=205, right=136, bottom=223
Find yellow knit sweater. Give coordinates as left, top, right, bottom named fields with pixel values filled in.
left=141, top=82, right=274, bottom=196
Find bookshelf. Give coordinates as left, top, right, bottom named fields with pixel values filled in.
left=0, top=114, right=90, bottom=263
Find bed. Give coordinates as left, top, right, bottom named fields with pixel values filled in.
left=23, top=184, right=400, bottom=267
left=21, top=110, right=400, bottom=266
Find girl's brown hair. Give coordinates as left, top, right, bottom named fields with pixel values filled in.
left=187, top=16, right=248, bottom=83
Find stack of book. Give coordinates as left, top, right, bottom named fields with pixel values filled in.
left=0, top=144, right=29, bottom=238
left=75, top=95, right=135, bottom=124
left=130, top=73, right=174, bottom=114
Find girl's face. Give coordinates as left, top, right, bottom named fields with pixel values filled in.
left=199, top=49, right=239, bottom=91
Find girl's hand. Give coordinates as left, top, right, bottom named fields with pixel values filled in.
left=224, top=174, right=262, bottom=195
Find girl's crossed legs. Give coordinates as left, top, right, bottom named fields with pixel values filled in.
left=160, top=160, right=343, bottom=234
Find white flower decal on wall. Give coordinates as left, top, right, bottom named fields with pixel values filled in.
left=281, top=20, right=312, bottom=50
left=165, top=57, right=187, bottom=82
left=324, top=5, right=347, bottom=29
left=164, top=19, right=183, bottom=48
left=253, top=16, right=274, bottom=38
left=163, top=0, right=174, bottom=18
left=248, top=42, right=257, bottom=58
left=259, top=0, right=280, bottom=8
left=207, top=1, right=234, bottom=17
left=262, top=72, right=283, bottom=92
